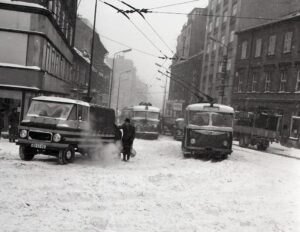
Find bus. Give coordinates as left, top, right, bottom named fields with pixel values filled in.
left=182, top=103, right=234, bottom=160
left=120, top=105, right=160, bottom=139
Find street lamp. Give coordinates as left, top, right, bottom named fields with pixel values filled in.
left=108, top=48, right=132, bottom=107
left=208, top=36, right=228, bottom=104
left=116, top=70, right=131, bottom=115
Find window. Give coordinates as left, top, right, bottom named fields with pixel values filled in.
left=283, top=31, right=293, bottom=53
left=264, top=72, right=271, bottom=92
left=290, top=116, right=300, bottom=139
left=255, top=38, right=262, bottom=57
left=208, top=22, right=213, bottom=32
left=268, top=35, right=276, bottom=55
left=212, top=113, right=233, bottom=127
left=296, top=70, right=300, bottom=92
left=221, top=35, right=225, bottom=45
left=279, top=70, right=287, bottom=92
left=223, top=10, right=228, bottom=23
left=238, top=76, right=243, bottom=93
left=189, top=112, right=210, bottom=126
left=230, top=31, right=235, bottom=42
left=227, top=58, right=232, bottom=71
left=232, top=4, right=237, bottom=16
left=241, top=41, right=248, bottom=59
left=215, top=17, right=220, bottom=27
left=251, top=72, right=258, bottom=92
left=213, top=42, right=217, bottom=50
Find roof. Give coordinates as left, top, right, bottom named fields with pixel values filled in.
left=175, top=118, right=184, bottom=122
left=32, top=96, right=90, bottom=107
left=186, top=103, right=234, bottom=113
left=0, top=0, right=47, bottom=9
left=237, top=11, right=300, bottom=34
left=132, top=105, right=160, bottom=113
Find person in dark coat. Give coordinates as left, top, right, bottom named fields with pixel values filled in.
left=8, top=108, right=19, bottom=142
left=119, top=118, right=135, bottom=161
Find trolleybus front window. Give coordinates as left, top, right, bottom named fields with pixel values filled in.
left=211, top=113, right=233, bottom=127
left=189, top=112, right=210, bottom=126
left=147, top=112, right=159, bottom=120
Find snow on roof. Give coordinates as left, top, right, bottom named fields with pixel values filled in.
left=0, top=0, right=47, bottom=9
left=186, top=103, right=234, bottom=113
left=0, top=84, right=40, bottom=91
left=132, top=105, right=160, bottom=113
left=33, top=96, right=90, bottom=107
left=73, top=47, right=91, bottom=64
left=0, top=62, right=41, bottom=71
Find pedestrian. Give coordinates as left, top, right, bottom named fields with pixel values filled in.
left=119, top=118, right=135, bottom=161
left=0, top=111, right=4, bottom=140
left=8, top=108, right=19, bottom=142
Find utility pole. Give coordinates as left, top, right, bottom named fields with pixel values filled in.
left=220, top=54, right=228, bottom=104
left=86, top=0, right=98, bottom=102
left=162, top=77, right=167, bottom=116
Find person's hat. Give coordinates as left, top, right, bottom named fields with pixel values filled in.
left=125, top=118, right=130, bottom=123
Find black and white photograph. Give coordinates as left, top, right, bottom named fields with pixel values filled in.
left=0, top=0, right=300, bottom=231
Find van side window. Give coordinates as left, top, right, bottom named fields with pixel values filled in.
left=78, top=105, right=89, bottom=121
left=68, top=105, right=77, bottom=120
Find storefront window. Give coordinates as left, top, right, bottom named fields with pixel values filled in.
left=290, top=117, right=300, bottom=139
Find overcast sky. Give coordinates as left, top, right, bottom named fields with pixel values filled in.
left=78, top=0, right=208, bottom=107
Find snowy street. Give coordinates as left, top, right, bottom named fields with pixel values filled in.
left=0, top=136, right=300, bottom=232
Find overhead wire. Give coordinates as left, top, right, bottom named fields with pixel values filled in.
left=149, top=0, right=201, bottom=10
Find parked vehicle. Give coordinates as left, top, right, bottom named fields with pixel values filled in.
left=234, top=111, right=282, bottom=151
left=17, top=96, right=119, bottom=164
left=173, top=118, right=184, bottom=141
left=182, top=103, right=234, bottom=160
left=160, top=116, right=176, bottom=135
left=120, top=105, right=160, bottom=139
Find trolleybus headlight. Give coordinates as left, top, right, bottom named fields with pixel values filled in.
left=19, top=130, right=28, bottom=138
left=190, top=138, right=196, bottom=145
left=53, top=133, right=62, bottom=142
left=223, top=140, right=228, bottom=147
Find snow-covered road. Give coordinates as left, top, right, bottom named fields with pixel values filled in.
left=0, top=136, right=299, bottom=232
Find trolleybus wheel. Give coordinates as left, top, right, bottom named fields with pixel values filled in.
left=58, top=146, right=75, bottom=165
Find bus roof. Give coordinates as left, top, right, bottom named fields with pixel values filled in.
left=186, top=103, right=234, bottom=113
left=32, top=96, right=90, bottom=107
left=132, top=105, right=160, bottom=113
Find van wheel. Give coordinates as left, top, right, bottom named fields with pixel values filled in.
left=58, top=146, right=75, bottom=165
left=19, top=145, right=35, bottom=161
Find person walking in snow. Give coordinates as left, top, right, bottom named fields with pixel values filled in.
left=119, top=118, right=135, bottom=161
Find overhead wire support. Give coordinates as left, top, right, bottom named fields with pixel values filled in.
left=101, top=1, right=170, bottom=59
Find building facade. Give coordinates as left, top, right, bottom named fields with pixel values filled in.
left=167, top=8, right=207, bottom=116
left=73, top=16, right=110, bottom=106
left=0, top=0, right=77, bottom=129
left=199, top=0, right=300, bottom=105
left=232, top=13, right=300, bottom=147
left=107, top=56, right=148, bottom=114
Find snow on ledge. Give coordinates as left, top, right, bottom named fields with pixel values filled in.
left=0, top=0, right=47, bottom=9
left=0, top=62, right=41, bottom=71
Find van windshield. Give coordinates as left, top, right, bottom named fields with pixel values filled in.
left=27, top=100, right=74, bottom=120
left=211, top=113, right=233, bottom=127
left=189, top=112, right=210, bottom=126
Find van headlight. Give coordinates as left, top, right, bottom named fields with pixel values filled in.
left=223, top=140, right=228, bottom=147
left=53, top=133, right=62, bottom=142
left=190, top=138, right=196, bottom=144
left=19, top=130, right=28, bottom=138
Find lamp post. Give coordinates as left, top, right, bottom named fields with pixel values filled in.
left=209, top=36, right=228, bottom=104
left=86, top=0, right=98, bottom=102
left=108, top=48, right=132, bottom=108
left=116, top=70, right=131, bottom=115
